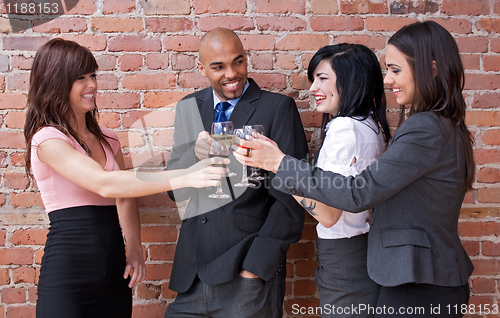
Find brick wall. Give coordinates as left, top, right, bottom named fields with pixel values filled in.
left=0, top=0, right=499, bottom=317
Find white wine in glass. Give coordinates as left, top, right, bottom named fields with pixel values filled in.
left=208, top=121, right=234, bottom=199
left=245, top=125, right=265, bottom=181
left=233, top=128, right=256, bottom=188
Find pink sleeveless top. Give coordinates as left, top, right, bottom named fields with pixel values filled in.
left=31, top=127, right=121, bottom=213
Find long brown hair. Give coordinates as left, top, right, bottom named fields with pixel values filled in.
left=388, top=21, right=475, bottom=190
left=24, top=38, right=113, bottom=176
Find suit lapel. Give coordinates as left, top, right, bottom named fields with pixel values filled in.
left=196, top=88, right=215, bottom=132
left=228, top=79, right=259, bottom=128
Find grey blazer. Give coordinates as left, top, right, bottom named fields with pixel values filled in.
left=275, top=112, right=473, bottom=287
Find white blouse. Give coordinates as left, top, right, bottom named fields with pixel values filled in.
left=315, top=116, right=386, bottom=239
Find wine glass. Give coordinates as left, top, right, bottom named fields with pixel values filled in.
left=208, top=121, right=234, bottom=199
left=233, top=128, right=256, bottom=188
left=245, top=125, right=265, bottom=181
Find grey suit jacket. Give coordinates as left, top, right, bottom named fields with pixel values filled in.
left=166, top=79, right=308, bottom=293
left=275, top=112, right=473, bottom=287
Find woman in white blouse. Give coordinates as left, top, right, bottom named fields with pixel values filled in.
left=299, top=44, right=391, bottom=317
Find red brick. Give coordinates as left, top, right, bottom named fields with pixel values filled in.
left=66, top=0, right=96, bottom=14
left=310, top=16, right=364, bottom=32
left=10, top=229, right=48, bottom=246
left=472, top=93, right=500, bottom=109
left=28, top=286, right=37, bottom=303
left=140, top=225, right=178, bottom=243
left=462, top=240, right=480, bottom=256
left=0, top=248, right=33, bottom=265
left=11, top=55, right=33, bottom=70
left=178, top=72, right=210, bottom=89
left=470, top=259, right=500, bottom=275
left=334, top=35, right=387, bottom=51
left=0, top=230, right=5, bottom=245
left=300, top=222, right=318, bottom=241
left=456, top=37, right=489, bottom=54
left=5, top=111, right=26, bottom=129
left=465, top=74, right=500, bottom=90
left=0, top=268, right=9, bottom=285
left=122, top=74, right=175, bottom=90
left=300, top=111, right=323, bottom=128
left=482, top=129, right=500, bottom=146
left=474, top=149, right=500, bottom=165
left=310, top=0, right=339, bottom=14
left=276, top=34, right=329, bottom=51
left=287, top=242, right=315, bottom=259
left=254, top=0, right=305, bottom=13
left=477, top=167, right=500, bottom=183
left=97, top=93, right=140, bottom=110
left=462, top=191, right=474, bottom=204
left=5, top=305, right=36, bottom=318
left=340, top=0, right=388, bottom=14
left=442, top=0, right=489, bottom=15
left=0, top=151, right=7, bottom=168
left=95, top=55, right=117, bottom=71
left=163, top=36, right=201, bottom=52
left=56, top=34, right=107, bottom=51
left=108, top=35, right=161, bottom=52
left=144, top=92, right=189, bottom=109
left=276, top=53, right=298, bottom=70
left=12, top=267, right=36, bottom=284
left=496, top=0, right=500, bottom=14
left=0, top=93, right=26, bottom=109
left=140, top=0, right=190, bottom=15
left=136, top=283, right=161, bottom=299
left=483, top=55, right=500, bottom=72
left=97, top=74, right=119, bottom=90
left=149, top=244, right=176, bottom=261
left=10, top=152, right=25, bottom=167
left=34, top=249, right=44, bottom=265
left=4, top=171, right=29, bottom=190
left=161, top=282, right=177, bottom=299
left=249, top=73, right=286, bottom=90
left=91, top=18, right=143, bottom=33
left=461, top=54, right=480, bottom=71
left=3, top=36, right=49, bottom=51
left=471, top=277, right=496, bottom=294
left=199, top=16, right=254, bottom=32
left=0, top=75, right=4, bottom=90
left=132, top=303, right=168, bottom=318
left=193, top=0, right=246, bottom=13
left=476, top=19, right=500, bottom=34
left=294, top=278, right=317, bottom=296
left=103, top=0, right=136, bottom=14
left=118, top=54, right=143, bottom=72
left=256, top=17, right=307, bottom=32
left=478, top=188, right=500, bottom=203
left=366, top=17, right=418, bottom=32
left=145, top=263, right=172, bottom=280
left=145, top=18, right=195, bottom=33
left=466, top=111, right=500, bottom=127
left=6, top=73, right=30, bottom=91
left=290, top=73, right=309, bottom=90
left=32, top=18, right=87, bottom=33
left=240, top=34, right=275, bottom=51
left=250, top=53, right=273, bottom=70
left=393, top=1, right=438, bottom=14
left=482, top=241, right=500, bottom=256
left=428, top=18, right=473, bottom=35
left=171, top=54, right=195, bottom=71
left=458, top=221, right=500, bottom=237
left=1, top=287, right=26, bottom=304
left=0, top=131, right=25, bottom=148
left=152, top=130, right=174, bottom=147
left=98, top=112, right=121, bottom=129
left=145, top=53, right=170, bottom=70
left=295, top=260, right=318, bottom=277
left=115, top=131, right=144, bottom=148
left=10, top=192, right=44, bottom=208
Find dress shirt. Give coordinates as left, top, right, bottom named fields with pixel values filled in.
left=212, top=80, right=250, bottom=120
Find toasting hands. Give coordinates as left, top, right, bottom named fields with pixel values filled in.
left=232, top=134, right=285, bottom=174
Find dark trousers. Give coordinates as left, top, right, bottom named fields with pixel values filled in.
left=375, top=283, right=470, bottom=317
left=164, top=273, right=285, bottom=318
left=316, top=234, right=380, bottom=318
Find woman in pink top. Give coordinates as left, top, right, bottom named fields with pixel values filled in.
left=24, top=39, right=228, bottom=318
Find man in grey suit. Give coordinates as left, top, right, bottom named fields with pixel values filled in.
left=164, top=28, right=308, bottom=318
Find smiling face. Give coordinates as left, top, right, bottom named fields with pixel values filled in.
left=384, top=44, right=415, bottom=106
left=309, top=59, right=340, bottom=116
left=198, top=31, right=248, bottom=102
left=68, top=72, right=97, bottom=117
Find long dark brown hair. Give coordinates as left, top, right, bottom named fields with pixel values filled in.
left=388, top=21, right=475, bottom=190
left=24, top=38, right=113, bottom=176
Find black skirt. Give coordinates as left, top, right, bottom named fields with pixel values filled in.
left=36, top=205, right=132, bottom=318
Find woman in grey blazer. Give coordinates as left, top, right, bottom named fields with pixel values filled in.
left=235, top=21, right=475, bottom=317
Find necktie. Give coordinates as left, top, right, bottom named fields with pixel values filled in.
left=214, top=101, right=231, bottom=122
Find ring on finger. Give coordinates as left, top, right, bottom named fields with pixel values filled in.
left=245, top=148, right=251, bottom=157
